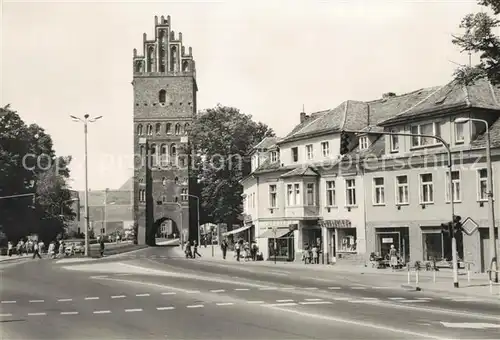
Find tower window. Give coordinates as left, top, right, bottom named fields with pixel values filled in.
left=184, top=123, right=190, bottom=134
left=182, top=60, right=189, bottom=72
left=174, top=176, right=178, bottom=184
left=159, top=89, right=167, bottom=104
left=166, top=123, right=172, bottom=134
left=155, top=123, right=161, bottom=134
left=137, top=124, right=143, bottom=135
left=174, top=123, right=182, bottom=135
left=146, top=124, right=153, bottom=136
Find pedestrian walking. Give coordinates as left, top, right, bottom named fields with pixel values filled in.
left=221, top=239, right=228, bottom=259
left=48, top=241, right=56, bottom=259
left=32, top=241, right=42, bottom=259
left=312, top=245, right=319, bottom=264
left=185, top=240, right=193, bottom=258
left=193, top=241, right=202, bottom=258
left=389, top=245, right=398, bottom=271
left=100, top=238, right=105, bottom=257
left=7, top=241, right=13, bottom=257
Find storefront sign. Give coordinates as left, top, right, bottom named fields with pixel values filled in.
left=319, top=220, right=352, bottom=229
left=382, top=237, right=393, bottom=244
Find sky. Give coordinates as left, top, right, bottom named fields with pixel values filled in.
left=1, top=0, right=492, bottom=191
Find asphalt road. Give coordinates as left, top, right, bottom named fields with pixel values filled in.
left=1, top=246, right=499, bottom=339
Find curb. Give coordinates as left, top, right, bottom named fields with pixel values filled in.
left=399, top=283, right=499, bottom=300
left=0, top=256, right=31, bottom=264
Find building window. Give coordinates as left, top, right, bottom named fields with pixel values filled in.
left=166, top=123, right=172, bottom=134
left=294, top=183, right=301, bottom=205
left=181, top=188, right=188, bottom=201
left=270, top=151, right=277, bottom=163
left=306, top=183, right=315, bottom=206
left=359, top=136, right=369, bottom=150
left=305, top=144, right=313, bottom=160
left=390, top=129, right=399, bottom=152
left=146, top=124, right=153, bottom=136
left=326, top=180, right=335, bottom=206
left=139, top=190, right=146, bottom=202
left=373, top=177, right=385, bottom=205
left=160, top=144, right=168, bottom=165
left=287, top=184, right=293, bottom=206
left=445, top=170, right=461, bottom=202
left=291, top=147, right=298, bottom=162
left=174, top=123, right=182, bottom=135
left=184, top=123, right=190, bottom=134
left=159, top=89, right=167, bottom=104
left=422, top=231, right=445, bottom=261
left=419, top=173, right=434, bottom=204
left=478, top=168, right=488, bottom=201
left=269, top=184, right=277, bottom=208
left=170, top=144, right=177, bottom=165
left=345, top=179, right=356, bottom=206
left=321, top=142, right=330, bottom=157
left=150, top=144, right=157, bottom=167
left=137, top=124, right=143, bottom=135
left=155, top=123, right=161, bottom=135
left=411, top=122, right=441, bottom=147
left=455, top=121, right=465, bottom=143
left=395, top=175, right=409, bottom=205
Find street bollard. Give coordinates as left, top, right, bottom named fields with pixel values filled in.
left=467, top=264, right=471, bottom=283
left=415, top=268, right=419, bottom=288
left=407, top=265, right=411, bottom=284
left=433, top=269, right=436, bottom=283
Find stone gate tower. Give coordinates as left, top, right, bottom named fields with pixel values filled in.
left=132, top=15, right=197, bottom=246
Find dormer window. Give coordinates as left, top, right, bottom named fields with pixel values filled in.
left=455, top=121, right=465, bottom=143
left=411, top=122, right=441, bottom=147
left=390, top=129, right=399, bottom=152
left=359, top=136, right=369, bottom=150
left=270, top=151, right=278, bottom=163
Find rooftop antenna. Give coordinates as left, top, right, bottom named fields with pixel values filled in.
left=302, top=104, right=305, bottom=112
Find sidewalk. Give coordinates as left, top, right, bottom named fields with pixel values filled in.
left=184, top=246, right=500, bottom=299
left=0, top=254, right=31, bottom=263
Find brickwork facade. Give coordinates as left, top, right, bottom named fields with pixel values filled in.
left=132, top=15, right=197, bottom=245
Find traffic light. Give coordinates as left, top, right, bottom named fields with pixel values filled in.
left=453, top=215, right=462, bottom=233
left=441, top=221, right=453, bottom=236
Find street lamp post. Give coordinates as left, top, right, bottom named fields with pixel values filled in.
left=181, top=193, right=200, bottom=246
left=455, top=118, right=498, bottom=282
left=352, top=129, right=460, bottom=288
left=272, top=226, right=278, bottom=264
left=70, top=114, right=102, bottom=257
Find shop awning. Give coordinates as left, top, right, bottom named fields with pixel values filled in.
left=221, top=224, right=252, bottom=236
left=258, top=228, right=292, bottom=239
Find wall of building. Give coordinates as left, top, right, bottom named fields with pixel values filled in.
left=279, top=135, right=340, bottom=167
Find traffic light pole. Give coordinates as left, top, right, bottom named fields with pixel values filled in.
left=351, top=130, right=459, bottom=288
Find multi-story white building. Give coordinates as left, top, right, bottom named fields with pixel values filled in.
left=243, top=78, right=500, bottom=270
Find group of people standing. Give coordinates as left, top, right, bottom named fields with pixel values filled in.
left=302, top=244, right=321, bottom=264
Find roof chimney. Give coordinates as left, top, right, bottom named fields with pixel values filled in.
left=300, top=111, right=308, bottom=123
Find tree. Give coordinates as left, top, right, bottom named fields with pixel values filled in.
left=189, top=105, right=274, bottom=230
left=452, top=0, right=500, bottom=85
left=0, top=105, right=74, bottom=243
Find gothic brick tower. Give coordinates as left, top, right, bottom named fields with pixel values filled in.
left=132, top=15, right=197, bottom=246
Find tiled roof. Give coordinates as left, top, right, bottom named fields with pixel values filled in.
left=280, top=166, right=319, bottom=178
left=253, top=158, right=284, bottom=174
left=471, top=117, right=500, bottom=149
left=253, top=137, right=279, bottom=150
left=379, top=79, right=500, bottom=126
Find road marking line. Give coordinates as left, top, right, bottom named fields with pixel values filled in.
left=186, top=290, right=200, bottom=294
left=29, top=300, right=44, bottom=303
left=266, top=302, right=297, bottom=307
left=1, top=301, right=16, bottom=304
left=93, top=310, right=111, bottom=314
left=399, top=300, right=427, bottom=303
left=186, top=304, right=204, bottom=308
left=157, top=306, right=175, bottom=310
left=0, top=313, right=13, bottom=317
left=235, top=288, right=250, bottom=291
left=332, top=297, right=350, bottom=301
left=351, top=287, right=366, bottom=290
left=60, top=312, right=79, bottom=315
left=210, top=289, right=225, bottom=293
left=276, top=299, right=294, bottom=302
left=247, top=300, right=265, bottom=304
left=362, top=297, right=379, bottom=300
left=111, top=295, right=126, bottom=299
left=216, top=302, right=234, bottom=306
left=259, top=287, right=276, bottom=290
left=85, top=297, right=99, bottom=300
left=440, top=322, right=500, bottom=329
left=299, top=301, right=333, bottom=305
left=125, top=308, right=143, bottom=312
left=136, top=293, right=150, bottom=297
left=281, top=287, right=295, bottom=290
left=27, top=312, right=46, bottom=316
left=388, top=297, right=405, bottom=300
left=161, top=292, right=176, bottom=295
left=350, top=300, right=380, bottom=303
left=304, top=287, right=318, bottom=290
left=57, top=298, right=73, bottom=302
left=328, top=287, right=341, bottom=290
left=268, top=306, right=449, bottom=340
left=417, top=298, right=432, bottom=300
left=304, top=298, right=323, bottom=302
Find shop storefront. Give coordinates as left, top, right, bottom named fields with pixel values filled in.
left=259, top=226, right=295, bottom=262
left=374, top=226, right=410, bottom=263
left=320, top=219, right=356, bottom=260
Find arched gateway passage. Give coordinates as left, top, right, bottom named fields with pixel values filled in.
left=147, top=217, right=180, bottom=246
